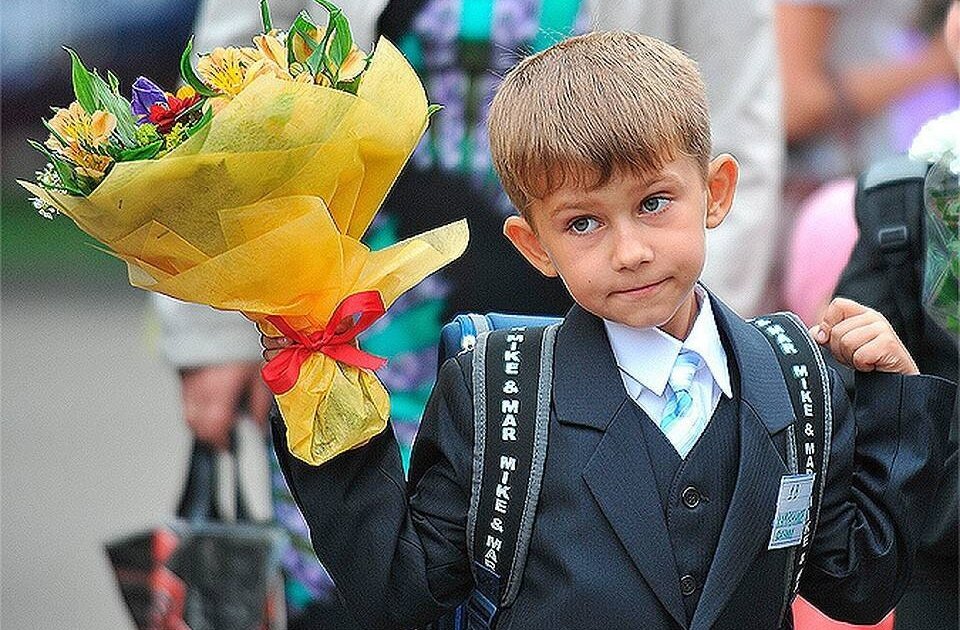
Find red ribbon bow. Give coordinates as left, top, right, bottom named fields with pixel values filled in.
left=260, top=291, right=388, bottom=395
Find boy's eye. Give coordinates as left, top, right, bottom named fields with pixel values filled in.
left=568, top=216, right=601, bottom=234
left=640, top=196, right=670, bottom=214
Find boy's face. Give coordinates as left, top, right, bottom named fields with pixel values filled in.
left=504, top=155, right=738, bottom=339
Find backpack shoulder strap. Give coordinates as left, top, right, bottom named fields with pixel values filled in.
left=463, top=322, right=560, bottom=628
left=749, top=312, right=833, bottom=621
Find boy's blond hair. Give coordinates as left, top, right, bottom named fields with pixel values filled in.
left=488, top=31, right=712, bottom=218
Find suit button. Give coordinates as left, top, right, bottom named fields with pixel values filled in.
left=680, top=574, right=698, bottom=596
left=681, top=486, right=701, bottom=509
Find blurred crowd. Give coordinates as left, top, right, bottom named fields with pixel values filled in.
left=2, top=0, right=957, bottom=629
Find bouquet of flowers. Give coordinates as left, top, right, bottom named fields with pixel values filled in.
left=21, top=0, right=469, bottom=465
left=909, top=110, right=960, bottom=335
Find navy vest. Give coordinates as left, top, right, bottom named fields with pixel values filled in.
left=635, top=389, right=741, bottom=624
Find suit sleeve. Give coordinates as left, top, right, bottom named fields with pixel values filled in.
left=799, top=370, right=957, bottom=624
left=271, top=356, right=475, bottom=629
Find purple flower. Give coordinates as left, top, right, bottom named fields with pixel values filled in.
left=130, top=76, right=167, bottom=121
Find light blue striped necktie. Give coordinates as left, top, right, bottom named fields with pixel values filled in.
left=659, top=349, right=706, bottom=458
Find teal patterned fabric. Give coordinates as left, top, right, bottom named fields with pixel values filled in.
left=400, top=0, right=587, bottom=215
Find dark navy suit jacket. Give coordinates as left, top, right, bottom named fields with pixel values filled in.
left=272, top=299, right=956, bottom=629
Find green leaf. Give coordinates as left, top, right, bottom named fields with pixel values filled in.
left=179, top=37, right=219, bottom=98
left=329, top=16, right=352, bottom=68
left=309, top=0, right=354, bottom=81
left=289, top=12, right=319, bottom=68
left=427, top=104, right=444, bottom=118
left=87, top=69, right=138, bottom=148
left=41, top=119, right=70, bottom=149
left=107, top=70, right=121, bottom=95
left=61, top=48, right=138, bottom=147
left=314, top=0, right=353, bottom=70
left=116, top=139, right=164, bottom=161
left=65, top=48, right=97, bottom=113
left=305, top=43, right=327, bottom=78
left=260, top=0, right=273, bottom=31
left=335, top=74, right=363, bottom=94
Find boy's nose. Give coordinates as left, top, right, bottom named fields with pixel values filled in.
left=610, top=226, right=654, bottom=270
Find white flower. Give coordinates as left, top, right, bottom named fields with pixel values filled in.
left=30, top=197, right=59, bottom=219
left=909, top=110, right=960, bottom=175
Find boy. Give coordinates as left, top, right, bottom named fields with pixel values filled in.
left=263, top=32, right=955, bottom=629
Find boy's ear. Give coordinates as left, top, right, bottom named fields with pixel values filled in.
left=705, top=154, right=739, bottom=229
left=503, top=215, right=559, bottom=277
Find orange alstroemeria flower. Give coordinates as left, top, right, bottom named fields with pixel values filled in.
left=196, top=46, right=262, bottom=97
left=46, top=101, right=117, bottom=150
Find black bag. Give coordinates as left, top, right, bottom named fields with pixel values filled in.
left=834, top=155, right=959, bottom=380
left=105, top=440, right=287, bottom=630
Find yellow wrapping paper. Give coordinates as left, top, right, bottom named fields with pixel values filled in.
left=21, top=38, right=469, bottom=465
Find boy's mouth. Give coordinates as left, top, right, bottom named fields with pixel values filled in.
left=611, top=278, right=668, bottom=298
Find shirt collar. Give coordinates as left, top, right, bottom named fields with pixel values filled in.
left=603, top=286, right=733, bottom=398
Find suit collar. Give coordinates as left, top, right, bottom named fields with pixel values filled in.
left=690, top=401, right=788, bottom=630
left=554, top=296, right=795, bottom=436
left=553, top=304, right=627, bottom=431
left=553, top=305, right=687, bottom=624
left=691, top=294, right=795, bottom=629
left=707, top=295, right=796, bottom=435
left=582, top=401, right=689, bottom=628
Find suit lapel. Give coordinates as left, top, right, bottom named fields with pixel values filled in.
left=689, top=296, right=794, bottom=630
left=554, top=306, right=688, bottom=628
left=582, top=405, right=689, bottom=628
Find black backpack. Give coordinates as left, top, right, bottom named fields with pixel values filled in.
left=834, top=155, right=959, bottom=380
left=431, top=311, right=832, bottom=629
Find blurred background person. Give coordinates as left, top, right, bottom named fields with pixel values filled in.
left=783, top=178, right=858, bottom=327
left=592, top=0, right=785, bottom=317
left=777, top=0, right=957, bottom=205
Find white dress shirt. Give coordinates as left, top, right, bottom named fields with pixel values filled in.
left=603, top=287, right=733, bottom=428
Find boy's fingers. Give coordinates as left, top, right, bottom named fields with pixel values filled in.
left=850, top=337, right=903, bottom=372
left=829, top=321, right=886, bottom=367
left=260, top=334, right=294, bottom=350
left=810, top=310, right=875, bottom=345
left=826, top=312, right=883, bottom=345
left=850, top=341, right=881, bottom=372
left=260, top=334, right=295, bottom=363
left=809, top=324, right=828, bottom=344
left=820, top=297, right=870, bottom=330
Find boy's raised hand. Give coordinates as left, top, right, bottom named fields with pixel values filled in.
left=810, top=297, right=919, bottom=375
